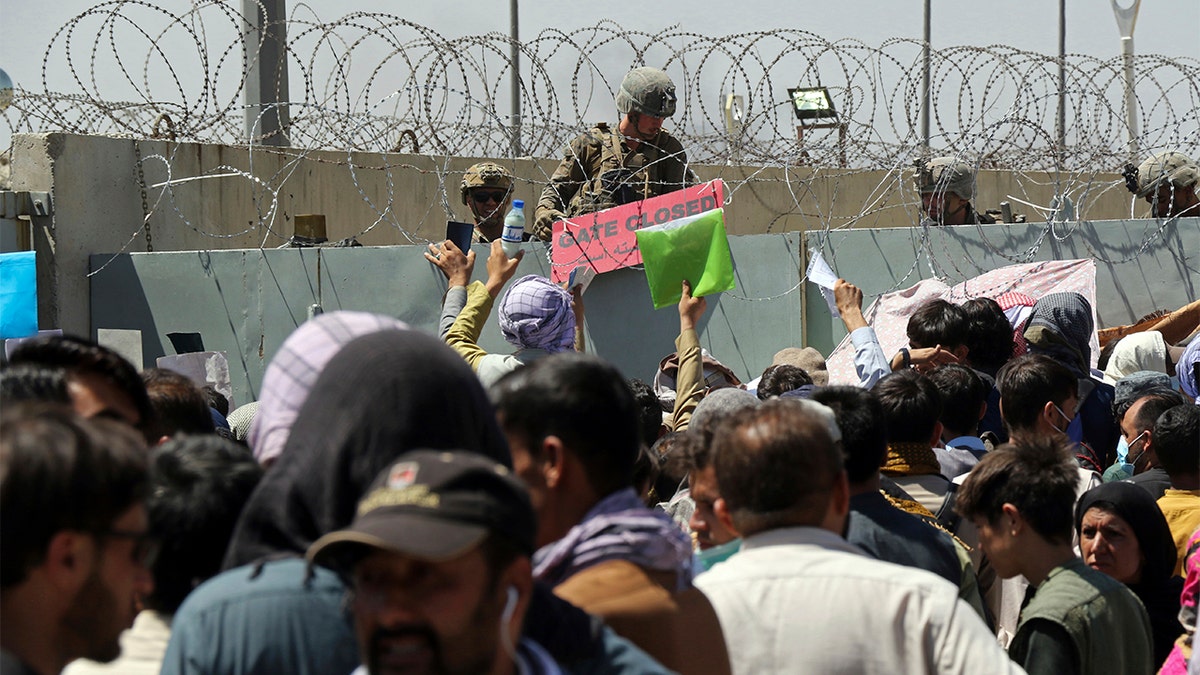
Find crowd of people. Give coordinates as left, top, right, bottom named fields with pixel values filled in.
left=2, top=67, right=1200, bottom=675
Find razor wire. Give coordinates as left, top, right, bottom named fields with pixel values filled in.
left=2, top=0, right=1198, bottom=297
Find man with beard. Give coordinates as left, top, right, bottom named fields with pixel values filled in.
left=533, top=67, right=696, bottom=241
left=308, top=450, right=560, bottom=675
left=1, top=404, right=155, bottom=675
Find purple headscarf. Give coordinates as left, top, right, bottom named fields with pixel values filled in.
left=499, top=275, right=576, bottom=353
left=248, top=311, right=407, bottom=465
left=1178, top=336, right=1200, bottom=403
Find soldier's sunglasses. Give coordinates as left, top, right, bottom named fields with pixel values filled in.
left=471, top=190, right=508, bottom=204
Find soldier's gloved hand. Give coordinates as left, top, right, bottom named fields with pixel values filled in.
left=533, top=211, right=564, bottom=242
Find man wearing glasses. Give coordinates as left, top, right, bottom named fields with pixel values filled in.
left=460, top=162, right=527, bottom=244
left=0, top=405, right=155, bottom=675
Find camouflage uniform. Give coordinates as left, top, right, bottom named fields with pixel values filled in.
left=912, top=156, right=997, bottom=226
left=533, top=123, right=695, bottom=240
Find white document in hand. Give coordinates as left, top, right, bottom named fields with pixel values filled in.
left=805, top=250, right=841, bottom=318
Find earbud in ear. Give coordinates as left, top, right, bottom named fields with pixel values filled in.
left=502, top=585, right=518, bottom=622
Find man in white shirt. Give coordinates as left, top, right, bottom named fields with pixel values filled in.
left=693, top=399, right=1025, bottom=675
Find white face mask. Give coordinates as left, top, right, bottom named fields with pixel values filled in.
left=1123, top=429, right=1150, bottom=467
left=1050, top=402, right=1074, bottom=435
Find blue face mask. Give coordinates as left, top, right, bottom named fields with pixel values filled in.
left=1115, top=434, right=1130, bottom=463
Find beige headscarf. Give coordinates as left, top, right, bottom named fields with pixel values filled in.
left=1103, top=331, right=1168, bottom=385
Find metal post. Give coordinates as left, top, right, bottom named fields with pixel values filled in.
left=1056, top=0, right=1066, bottom=171
left=509, top=0, right=522, bottom=157
left=244, top=0, right=290, bottom=146
left=921, top=0, right=931, bottom=153
left=1111, top=0, right=1141, bottom=160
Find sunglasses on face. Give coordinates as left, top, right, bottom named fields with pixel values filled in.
left=471, top=190, right=508, bottom=204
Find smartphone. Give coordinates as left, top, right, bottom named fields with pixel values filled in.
left=446, top=221, right=474, bottom=253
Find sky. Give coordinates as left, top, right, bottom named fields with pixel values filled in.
left=1, top=0, right=1197, bottom=152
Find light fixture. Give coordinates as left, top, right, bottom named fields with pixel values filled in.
left=787, top=86, right=837, bottom=121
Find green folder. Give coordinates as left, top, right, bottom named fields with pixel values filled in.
left=635, top=208, right=735, bottom=309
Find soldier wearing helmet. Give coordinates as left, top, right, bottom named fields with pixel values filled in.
left=1123, top=151, right=1200, bottom=219
left=533, top=67, right=696, bottom=241
left=460, top=161, right=524, bottom=242
left=912, top=156, right=996, bottom=226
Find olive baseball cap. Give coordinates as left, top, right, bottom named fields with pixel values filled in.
left=308, top=450, right=535, bottom=574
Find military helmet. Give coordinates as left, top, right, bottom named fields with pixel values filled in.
left=615, top=67, right=677, bottom=118
left=460, top=162, right=514, bottom=204
left=912, top=156, right=976, bottom=201
left=1132, top=151, right=1199, bottom=197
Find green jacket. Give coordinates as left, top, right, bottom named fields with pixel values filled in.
left=1010, top=557, right=1153, bottom=675
left=534, top=123, right=694, bottom=240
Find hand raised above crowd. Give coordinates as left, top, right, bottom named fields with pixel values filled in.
left=424, top=239, right=475, bottom=287
left=484, top=239, right=523, bottom=298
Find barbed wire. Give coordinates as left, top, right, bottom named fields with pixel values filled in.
left=2, top=1, right=1197, bottom=299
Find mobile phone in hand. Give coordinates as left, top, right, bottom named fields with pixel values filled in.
left=446, top=221, right=474, bottom=253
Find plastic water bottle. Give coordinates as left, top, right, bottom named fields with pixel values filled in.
left=501, top=199, right=525, bottom=259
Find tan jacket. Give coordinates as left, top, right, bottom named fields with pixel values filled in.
left=555, top=559, right=731, bottom=675
left=534, top=124, right=694, bottom=240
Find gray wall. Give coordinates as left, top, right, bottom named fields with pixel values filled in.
left=91, top=235, right=805, bottom=404
left=91, top=218, right=1197, bottom=405
left=803, top=218, right=1200, bottom=353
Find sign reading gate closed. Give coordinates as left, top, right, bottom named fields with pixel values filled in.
left=550, top=180, right=726, bottom=283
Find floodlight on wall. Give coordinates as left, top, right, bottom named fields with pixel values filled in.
left=787, top=86, right=837, bottom=121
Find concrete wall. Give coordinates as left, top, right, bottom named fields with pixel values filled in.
left=90, top=236, right=805, bottom=404
left=803, top=218, right=1200, bottom=354
left=14, top=132, right=1138, bottom=337
left=89, top=219, right=1196, bottom=405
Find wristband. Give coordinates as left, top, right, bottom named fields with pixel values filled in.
left=898, top=347, right=911, bottom=369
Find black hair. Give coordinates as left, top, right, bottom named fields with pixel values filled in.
left=925, top=364, right=989, bottom=437
left=907, top=299, right=969, bottom=350
left=8, top=335, right=152, bottom=435
left=627, top=378, right=664, bottom=450
left=142, top=368, right=217, bottom=441
left=1127, top=388, right=1189, bottom=431
left=491, top=353, right=639, bottom=497
left=202, top=385, right=230, bottom=418
left=1153, top=404, right=1199, bottom=478
left=873, top=369, right=943, bottom=443
left=0, top=363, right=71, bottom=404
left=961, top=298, right=1014, bottom=373
left=995, top=354, right=1078, bottom=433
left=1, top=404, right=150, bottom=588
left=955, top=438, right=1078, bottom=545
left=756, top=364, right=813, bottom=400
left=712, top=399, right=841, bottom=536
left=811, top=386, right=888, bottom=484
left=146, top=435, right=263, bottom=613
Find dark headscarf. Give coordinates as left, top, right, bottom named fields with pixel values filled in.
left=1075, top=481, right=1183, bottom=667
left=223, top=329, right=511, bottom=568
left=1024, top=292, right=1094, bottom=378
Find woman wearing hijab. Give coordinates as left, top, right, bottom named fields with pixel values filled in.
left=1025, top=292, right=1119, bottom=470
left=247, top=310, right=407, bottom=467
left=161, top=327, right=511, bottom=675
left=1076, top=481, right=1185, bottom=668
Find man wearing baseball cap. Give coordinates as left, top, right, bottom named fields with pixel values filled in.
left=308, top=450, right=561, bottom=675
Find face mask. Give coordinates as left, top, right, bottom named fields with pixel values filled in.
left=694, top=538, right=742, bottom=572
left=1124, top=430, right=1149, bottom=467
left=1050, top=403, right=1074, bottom=435
left=1115, top=434, right=1130, bottom=463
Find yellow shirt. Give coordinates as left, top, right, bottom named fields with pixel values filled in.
left=1158, top=488, right=1200, bottom=577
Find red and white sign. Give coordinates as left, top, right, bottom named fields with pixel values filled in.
left=550, top=180, right=726, bottom=283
